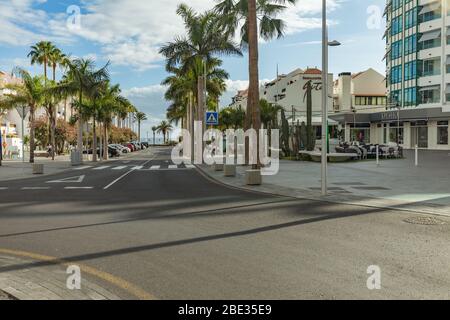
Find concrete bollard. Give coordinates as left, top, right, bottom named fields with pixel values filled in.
left=245, top=169, right=262, bottom=186
left=376, top=145, right=379, bottom=166
left=415, top=145, right=419, bottom=167
left=214, top=163, right=224, bottom=171
left=32, top=164, right=44, bottom=174
left=224, top=164, right=236, bottom=177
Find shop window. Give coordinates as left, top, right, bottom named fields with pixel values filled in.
left=437, top=121, right=449, bottom=145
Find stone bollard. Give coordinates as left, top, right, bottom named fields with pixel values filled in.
left=224, top=164, right=236, bottom=177
left=71, top=150, right=83, bottom=166
left=32, top=163, right=44, bottom=175
left=214, top=163, right=224, bottom=171
left=245, top=169, right=262, bottom=185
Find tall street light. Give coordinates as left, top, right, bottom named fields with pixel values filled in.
left=322, top=0, right=341, bottom=196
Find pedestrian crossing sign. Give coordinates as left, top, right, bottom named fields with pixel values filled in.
left=206, top=112, right=219, bottom=126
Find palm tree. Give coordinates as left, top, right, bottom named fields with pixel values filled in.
left=215, top=0, right=298, bottom=167
left=0, top=69, right=45, bottom=164
left=28, top=41, right=54, bottom=83
left=159, top=4, right=242, bottom=141
left=156, top=121, right=173, bottom=145
left=151, top=126, right=157, bottom=145
left=135, top=112, right=148, bottom=142
left=59, top=58, right=110, bottom=157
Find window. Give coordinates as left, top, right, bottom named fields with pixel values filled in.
left=391, top=40, right=402, bottom=60
left=404, top=87, right=417, bottom=106
left=404, top=34, right=417, bottom=55
left=390, top=65, right=402, bottom=84
left=437, top=121, right=449, bottom=145
left=391, top=16, right=403, bottom=36
left=404, top=61, right=417, bottom=80
left=421, top=59, right=440, bottom=76
left=392, top=0, right=402, bottom=11
left=390, top=90, right=402, bottom=105
left=420, top=88, right=440, bottom=104
left=405, top=8, right=417, bottom=29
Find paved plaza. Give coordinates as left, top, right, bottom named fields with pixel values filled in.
left=200, top=150, right=450, bottom=217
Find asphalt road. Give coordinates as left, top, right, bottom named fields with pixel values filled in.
left=0, top=147, right=449, bottom=299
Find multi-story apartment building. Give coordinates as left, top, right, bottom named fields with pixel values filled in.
left=382, top=0, right=450, bottom=149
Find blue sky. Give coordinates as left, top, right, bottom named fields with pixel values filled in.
left=0, top=0, right=386, bottom=130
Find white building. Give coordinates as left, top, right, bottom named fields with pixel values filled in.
left=229, top=67, right=335, bottom=134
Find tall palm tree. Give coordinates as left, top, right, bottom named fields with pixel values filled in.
left=135, top=112, right=148, bottom=142
left=59, top=58, right=110, bottom=156
left=28, top=41, right=54, bottom=83
left=156, top=121, right=173, bottom=145
left=0, top=69, right=45, bottom=164
left=215, top=0, right=297, bottom=167
left=159, top=4, right=242, bottom=142
left=48, top=47, right=69, bottom=82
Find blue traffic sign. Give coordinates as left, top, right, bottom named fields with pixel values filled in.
left=205, top=112, right=219, bottom=126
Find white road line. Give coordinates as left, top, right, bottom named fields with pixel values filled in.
left=103, top=158, right=154, bottom=190
left=150, top=165, right=160, bottom=170
left=93, top=166, right=111, bottom=170
left=64, top=187, right=94, bottom=190
left=0, top=187, right=8, bottom=190
left=73, top=166, right=93, bottom=170
left=22, top=187, right=51, bottom=190
left=168, top=165, right=178, bottom=169
left=185, top=164, right=195, bottom=169
left=112, top=166, right=128, bottom=170
left=132, top=166, right=144, bottom=170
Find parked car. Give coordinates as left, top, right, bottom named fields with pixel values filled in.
left=108, top=146, right=121, bottom=157
left=141, top=142, right=149, bottom=148
left=110, top=144, right=129, bottom=154
left=125, top=143, right=135, bottom=152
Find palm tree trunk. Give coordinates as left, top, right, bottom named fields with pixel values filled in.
left=248, top=0, right=261, bottom=168
left=51, top=106, right=56, bottom=160
left=29, top=105, right=36, bottom=164
left=92, top=116, right=97, bottom=162
left=138, top=122, right=141, bottom=142
left=104, top=125, right=109, bottom=160
left=77, top=91, right=83, bottom=157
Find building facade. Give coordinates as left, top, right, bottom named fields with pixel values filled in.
left=382, top=0, right=450, bottom=149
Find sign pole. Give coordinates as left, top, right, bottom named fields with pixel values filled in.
left=22, top=106, right=25, bottom=163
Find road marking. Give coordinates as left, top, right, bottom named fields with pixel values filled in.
left=168, top=165, right=178, bottom=169
left=0, top=187, right=8, bottom=190
left=93, top=166, right=110, bottom=171
left=0, top=248, right=155, bottom=300
left=112, top=166, right=128, bottom=170
left=185, top=164, right=195, bottom=169
left=47, top=175, right=85, bottom=184
left=103, top=158, right=154, bottom=190
left=132, top=166, right=144, bottom=170
left=73, top=166, right=93, bottom=170
left=150, top=165, right=160, bottom=170
left=22, top=187, right=51, bottom=190
left=64, top=187, right=94, bottom=190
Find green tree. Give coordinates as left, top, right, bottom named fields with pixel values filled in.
left=152, top=126, right=157, bottom=145
left=215, top=0, right=297, bottom=167
left=0, top=69, right=45, bottom=164
left=156, top=121, right=173, bottom=145
left=135, top=112, right=148, bottom=142
left=159, top=4, right=242, bottom=143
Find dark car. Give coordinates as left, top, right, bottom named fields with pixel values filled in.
left=108, top=146, right=121, bottom=157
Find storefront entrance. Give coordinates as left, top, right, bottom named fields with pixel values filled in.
left=411, top=125, right=428, bottom=148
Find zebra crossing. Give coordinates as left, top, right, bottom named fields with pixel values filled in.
left=73, top=164, right=196, bottom=172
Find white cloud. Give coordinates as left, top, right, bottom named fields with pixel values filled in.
left=0, top=0, right=343, bottom=70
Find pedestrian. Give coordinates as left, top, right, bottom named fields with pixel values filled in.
left=2, top=139, right=7, bottom=158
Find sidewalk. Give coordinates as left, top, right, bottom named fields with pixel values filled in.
left=0, top=156, right=72, bottom=182
left=198, top=150, right=450, bottom=217
left=0, top=254, right=121, bottom=300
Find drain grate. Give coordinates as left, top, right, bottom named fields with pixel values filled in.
left=404, top=216, right=447, bottom=226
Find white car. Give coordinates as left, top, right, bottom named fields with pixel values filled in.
left=110, top=144, right=130, bottom=154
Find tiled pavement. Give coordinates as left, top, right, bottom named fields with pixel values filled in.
left=0, top=255, right=121, bottom=300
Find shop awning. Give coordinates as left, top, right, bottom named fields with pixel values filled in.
left=419, top=85, right=440, bottom=92
left=419, top=29, right=441, bottom=42
left=419, top=2, right=441, bottom=15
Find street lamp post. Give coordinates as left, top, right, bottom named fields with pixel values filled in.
left=321, top=0, right=341, bottom=196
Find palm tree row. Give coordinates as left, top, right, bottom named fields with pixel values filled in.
left=0, top=41, right=145, bottom=164
left=160, top=0, right=297, bottom=167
